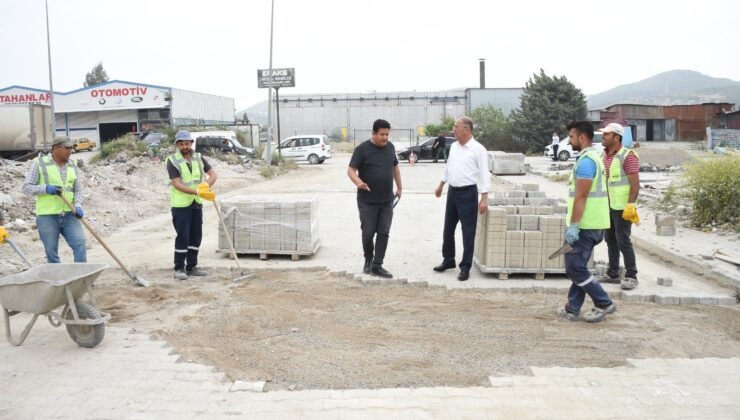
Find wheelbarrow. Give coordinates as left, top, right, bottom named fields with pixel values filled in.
left=0, top=263, right=111, bottom=347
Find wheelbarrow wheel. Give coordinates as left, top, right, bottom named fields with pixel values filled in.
left=64, top=302, right=105, bottom=348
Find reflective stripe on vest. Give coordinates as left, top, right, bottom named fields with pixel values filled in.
left=607, top=147, right=639, bottom=210
left=35, top=155, right=78, bottom=215
left=167, top=152, right=204, bottom=208
left=566, top=148, right=610, bottom=229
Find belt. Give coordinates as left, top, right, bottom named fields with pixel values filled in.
left=449, top=184, right=476, bottom=191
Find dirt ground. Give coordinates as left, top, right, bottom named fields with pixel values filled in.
left=94, top=268, right=740, bottom=391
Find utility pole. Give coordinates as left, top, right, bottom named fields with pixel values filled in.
left=45, top=0, right=56, bottom=143
left=265, top=0, right=276, bottom=165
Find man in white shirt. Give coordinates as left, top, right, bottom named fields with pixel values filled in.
left=433, top=116, right=490, bottom=281
left=551, top=132, right=561, bottom=161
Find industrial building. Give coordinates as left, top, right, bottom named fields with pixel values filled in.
left=0, top=81, right=235, bottom=144
left=270, top=88, right=523, bottom=143
left=591, top=103, right=734, bottom=141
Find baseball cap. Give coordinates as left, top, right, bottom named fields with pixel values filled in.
left=174, top=130, right=194, bottom=142
left=599, top=123, right=624, bottom=136
left=52, top=137, right=74, bottom=148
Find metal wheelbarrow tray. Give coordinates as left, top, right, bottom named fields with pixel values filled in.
left=0, top=263, right=110, bottom=347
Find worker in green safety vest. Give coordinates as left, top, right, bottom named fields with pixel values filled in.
left=166, top=130, right=218, bottom=281
left=22, top=137, right=87, bottom=263
left=599, top=123, right=640, bottom=290
left=556, top=121, right=616, bottom=324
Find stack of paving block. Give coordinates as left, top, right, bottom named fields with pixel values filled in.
left=655, top=214, right=676, bottom=236
left=217, top=196, right=320, bottom=255
left=487, top=151, right=526, bottom=175
left=474, top=189, right=569, bottom=273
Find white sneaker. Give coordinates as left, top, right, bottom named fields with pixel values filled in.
left=173, top=269, right=188, bottom=281
left=583, top=303, right=617, bottom=323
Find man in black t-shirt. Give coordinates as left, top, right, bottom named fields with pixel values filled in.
left=347, top=119, right=403, bottom=278
left=432, top=135, right=447, bottom=163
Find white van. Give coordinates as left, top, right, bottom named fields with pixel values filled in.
left=278, top=135, right=332, bottom=164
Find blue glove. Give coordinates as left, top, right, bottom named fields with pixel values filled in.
left=565, top=223, right=580, bottom=245
left=45, top=185, right=61, bottom=195
left=74, top=206, right=84, bottom=219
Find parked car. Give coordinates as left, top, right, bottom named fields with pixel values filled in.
left=72, top=138, right=96, bottom=152
left=544, top=133, right=603, bottom=161
left=397, top=137, right=456, bottom=162
left=278, top=135, right=332, bottom=164
left=194, top=135, right=254, bottom=157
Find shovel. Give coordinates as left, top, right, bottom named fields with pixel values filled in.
left=6, top=239, right=34, bottom=268
left=57, top=193, right=150, bottom=287
left=548, top=243, right=573, bottom=260
left=212, top=199, right=253, bottom=283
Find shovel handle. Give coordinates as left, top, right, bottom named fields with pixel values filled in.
left=56, top=193, right=135, bottom=279
left=213, top=199, right=241, bottom=270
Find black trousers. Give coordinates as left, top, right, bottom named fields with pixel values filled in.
left=605, top=209, right=638, bottom=279
left=442, top=185, right=478, bottom=272
left=552, top=144, right=559, bottom=160
left=172, top=206, right=203, bottom=271
left=357, top=200, right=393, bottom=267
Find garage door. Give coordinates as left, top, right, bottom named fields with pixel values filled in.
left=99, top=110, right=137, bottom=123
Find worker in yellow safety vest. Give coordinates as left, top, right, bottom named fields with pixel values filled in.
left=556, top=121, right=616, bottom=324
left=599, top=123, right=640, bottom=290
left=22, top=137, right=87, bottom=263
left=166, top=130, right=218, bottom=281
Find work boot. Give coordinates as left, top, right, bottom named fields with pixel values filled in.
left=371, top=266, right=393, bottom=278
left=186, top=267, right=208, bottom=277
left=363, top=259, right=371, bottom=274
left=556, top=306, right=579, bottom=322
left=599, top=273, right=620, bottom=284
left=583, top=303, right=617, bottom=323
left=173, top=269, right=188, bottom=281
left=621, top=277, right=638, bottom=290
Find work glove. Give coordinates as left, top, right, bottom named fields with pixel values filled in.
left=565, top=223, right=580, bottom=245
left=74, top=206, right=84, bottom=219
left=622, top=203, right=640, bottom=224
left=0, top=226, right=9, bottom=244
left=197, top=182, right=216, bottom=201
left=45, top=185, right=62, bottom=195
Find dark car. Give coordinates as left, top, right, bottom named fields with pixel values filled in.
left=195, top=136, right=255, bottom=158
left=397, top=137, right=456, bottom=162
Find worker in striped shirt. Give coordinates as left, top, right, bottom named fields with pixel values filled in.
left=599, top=123, right=640, bottom=290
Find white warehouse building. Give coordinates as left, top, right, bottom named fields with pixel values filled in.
left=0, top=80, right=235, bottom=144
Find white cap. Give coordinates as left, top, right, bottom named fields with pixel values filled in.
left=599, top=123, right=624, bottom=136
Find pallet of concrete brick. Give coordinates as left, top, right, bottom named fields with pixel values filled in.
left=217, top=195, right=320, bottom=260
left=474, top=207, right=569, bottom=279
left=487, top=151, right=526, bottom=175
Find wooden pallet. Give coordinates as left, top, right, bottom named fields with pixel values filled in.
left=217, top=239, right=321, bottom=261
left=474, top=256, right=566, bottom=280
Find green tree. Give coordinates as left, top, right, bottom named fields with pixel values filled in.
left=84, top=62, right=110, bottom=87
left=469, top=105, right=515, bottom=151
left=510, top=69, right=587, bottom=152
left=424, top=116, right=454, bottom=137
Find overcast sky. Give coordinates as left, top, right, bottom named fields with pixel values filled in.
left=2, top=0, right=739, bottom=111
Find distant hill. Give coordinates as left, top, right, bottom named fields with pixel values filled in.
left=587, top=70, right=740, bottom=109
left=236, top=100, right=269, bottom=125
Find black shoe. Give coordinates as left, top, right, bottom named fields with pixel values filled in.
left=371, top=266, right=393, bottom=278
left=433, top=261, right=456, bottom=272
left=186, top=267, right=208, bottom=277
left=458, top=271, right=469, bottom=281
left=363, top=259, right=371, bottom=274
left=433, top=159, right=438, bottom=163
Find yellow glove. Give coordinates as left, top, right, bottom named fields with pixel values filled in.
left=197, top=182, right=216, bottom=201
left=622, top=203, right=640, bottom=224
left=0, top=226, right=9, bottom=244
